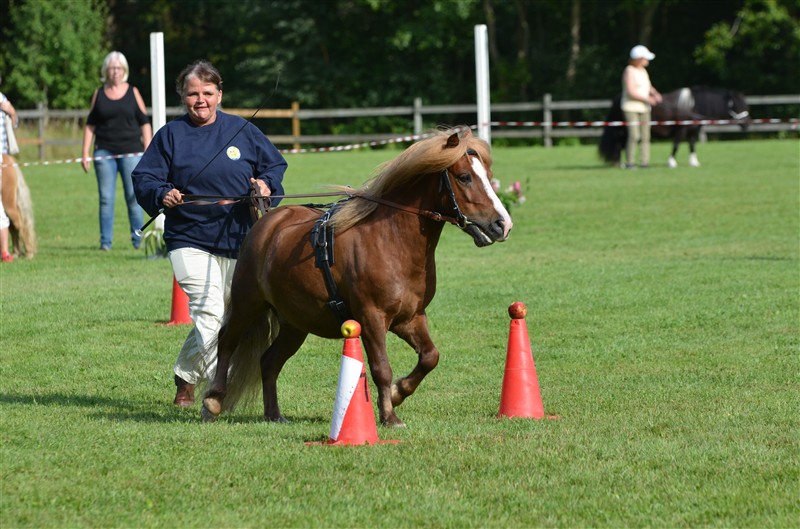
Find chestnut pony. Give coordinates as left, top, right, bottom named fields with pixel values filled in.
left=201, top=129, right=512, bottom=427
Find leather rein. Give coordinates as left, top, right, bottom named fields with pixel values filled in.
left=182, top=147, right=480, bottom=228
left=346, top=147, right=479, bottom=228
left=357, top=162, right=471, bottom=228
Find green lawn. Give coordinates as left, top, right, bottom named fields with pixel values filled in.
left=1, top=138, right=798, bottom=528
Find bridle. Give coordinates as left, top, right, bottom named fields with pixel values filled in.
left=729, top=109, right=750, bottom=120
left=437, top=148, right=478, bottom=228
left=726, top=92, right=750, bottom=120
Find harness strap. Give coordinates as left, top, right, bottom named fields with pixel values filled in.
left=310, top=204, right=353, bottom=324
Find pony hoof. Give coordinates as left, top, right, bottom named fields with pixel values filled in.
left=200, top=405, right=218, bottom=423
left=667, top=158, right=678, bottom=169
left=201, top=397, right=222, bottom=422
left=381, top=415, right=407, bottom=428
left=203, top=396, right=222, bottom=416
left=264, top=414, right=289, bottom=423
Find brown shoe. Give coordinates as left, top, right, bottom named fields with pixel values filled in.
left=173, top=376, right=195, bottom=407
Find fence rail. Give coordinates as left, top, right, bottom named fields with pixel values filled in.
left=16, top=94, right=799, bottom=159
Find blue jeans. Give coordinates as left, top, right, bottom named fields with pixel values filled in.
left=94, top=149, right=143, bottom=248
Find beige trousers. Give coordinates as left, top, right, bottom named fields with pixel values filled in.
left=624, top=109, right=652, bottom=166
left=169, top=247, right=236, bottom=385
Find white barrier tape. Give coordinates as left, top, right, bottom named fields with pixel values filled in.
left=2, top=118, right=795, bottom=168
left=0, top=130, right=462, bottom=167
left=283, top=125, right=479, bottom=154
left=280, top=132, right=433, bottom=154
left=491, top=117, right=798, bottom=128
left=2, top=151, right=144, bottom=169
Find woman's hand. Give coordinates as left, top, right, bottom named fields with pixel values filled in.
left=162, top=189, right=184, bottom=208
left=250, top=178, right=271, bottom=197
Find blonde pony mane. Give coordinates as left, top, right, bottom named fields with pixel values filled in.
left=329, top=128, right=491, bottom=232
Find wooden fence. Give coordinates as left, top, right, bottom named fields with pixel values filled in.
left=16, top=93, right=799, bottom=160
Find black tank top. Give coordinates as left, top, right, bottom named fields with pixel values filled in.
left=87, top=85, right=149, bottom=154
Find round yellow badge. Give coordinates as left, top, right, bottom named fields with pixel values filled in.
left=226, top=146, right=241, bottom=160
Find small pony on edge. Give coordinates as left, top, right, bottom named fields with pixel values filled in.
left=201, top=128, right=513, bottom=428
left=1, top=154, right=36, bottom=258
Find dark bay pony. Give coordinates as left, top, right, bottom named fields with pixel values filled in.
left=599, top=86, right=750, bottom=168
left=1, top=154, right=37, bottom=258
left=201, top=129, right=513, bottom=427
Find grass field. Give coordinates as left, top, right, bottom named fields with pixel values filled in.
left=1, top=138, right=798, bottom=528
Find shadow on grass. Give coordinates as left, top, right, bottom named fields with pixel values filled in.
left=0, top=391, right=328, bottom=426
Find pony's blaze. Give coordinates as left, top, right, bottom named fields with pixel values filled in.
left=470, top=156, right=513, bottom=244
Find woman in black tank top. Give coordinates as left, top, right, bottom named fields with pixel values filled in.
left=81, top=51, right=152, bottom=251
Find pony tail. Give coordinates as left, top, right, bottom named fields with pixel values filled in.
left=200, top=305, right=280, bottom=413
left=598, top=95, right=626, bottom=165
left=13, top=166, right=37, bottom=257
left=1, top=155, right=37, bottom=258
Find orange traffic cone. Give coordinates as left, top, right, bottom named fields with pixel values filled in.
left=498, top=302, right=554, bottom=419
left=167, top=276, right=192, bottom=325
left=307, top=320, right=398, bottom=446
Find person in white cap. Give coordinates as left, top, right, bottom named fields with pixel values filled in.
left=621, top=45, right=662, bottom=168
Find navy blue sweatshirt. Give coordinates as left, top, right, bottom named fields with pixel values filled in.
left=132, top=111, right=287, bottom=258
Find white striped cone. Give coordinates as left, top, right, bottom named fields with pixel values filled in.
left=327, top=336, right=379, bottom=445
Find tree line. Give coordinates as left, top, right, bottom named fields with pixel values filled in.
left=1, top=0, right=797, bottom=133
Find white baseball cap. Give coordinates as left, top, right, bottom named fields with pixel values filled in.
left=630, top=45, right=655, bottom=60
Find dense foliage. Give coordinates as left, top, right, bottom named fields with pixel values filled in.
left=2, top=0, right=107, bottom=108
left=1, top=0, right=797, bottom=113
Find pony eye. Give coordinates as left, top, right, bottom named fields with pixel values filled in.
left=456, top=173, right=472, bottom=184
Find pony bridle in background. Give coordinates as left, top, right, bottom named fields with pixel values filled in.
left=727, top=97, right=749, bottom=120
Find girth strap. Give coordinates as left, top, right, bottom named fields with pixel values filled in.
left=310, top=204, right=353, bottom=324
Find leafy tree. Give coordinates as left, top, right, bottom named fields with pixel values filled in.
left=694, top=0, right=800, bottom=93
left=2, top=0, right=797, bottom=124
left=4, top=0, right=108, bottom=108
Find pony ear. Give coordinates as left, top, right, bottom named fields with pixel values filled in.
left=445, top=133, right=460, bottom=150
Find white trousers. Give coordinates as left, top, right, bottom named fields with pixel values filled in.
left=169, top=247, right=236, bottom=385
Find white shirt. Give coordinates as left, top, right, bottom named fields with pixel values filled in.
left=621, top=65, right=652, bottom=113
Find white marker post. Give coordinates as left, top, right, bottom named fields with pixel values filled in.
left=474, top=24, right=491, bottom=145
left=148, top=32, right=166, bottom=232
left=149, top=32, right=166, bottom=133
